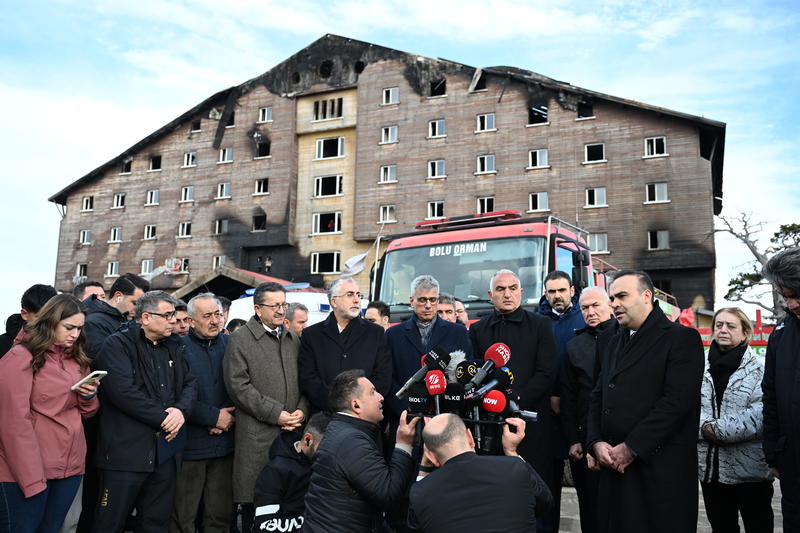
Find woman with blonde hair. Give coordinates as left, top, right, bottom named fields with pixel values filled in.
left=0, top=294, right=100, bottom=533
left=699, top=306, right=774, bottom=532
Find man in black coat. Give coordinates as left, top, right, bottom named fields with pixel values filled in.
left=303, top=370, right=419, bottom=532
left=0, top=283, right=57, bottom=357
left=587, top=270, right=704, bottom=533
left=93, top=291, right=197, bottom=532
left=299, top=277, right=392, bottom=413
left=468, top=269, right=558, bottom=503
left=761, top=246, right=800, bottom=531
left=561, top=287, right=616, bottom=533
left=408, top=413, right=552, bottom=532
left=84, top=273, right=149, bottom=360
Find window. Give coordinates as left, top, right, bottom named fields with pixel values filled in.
left=145, top=189, right=159, bottom=206
left=144, top=225, right=157, bottom=240
left=528, top=149, right=549, bottom=169
left=81, top=196, right=94, bottom=211
left=381, top=126, right=398, bottom=144
left=178, top=221, right=192, bottom=238
left=382, top=87, right=399, bottom=105
left=177, top=258, right=190, bottom=273
left=76, top=263, right=88, bottom=278
left=225, top=111, right=235, bottom=128
left=315, top=137, right=344, bottom=159
left=79, top=230, right=91, bottom=245
left=428, top=160, right=446, bottom=179
left=141, top=259, right=154, bottom=275
left=254, top=178, right=269, bottom=195
left=112, top=193, right=126, bottom=209
left=428, top=119, right=446, bottom=138
left=311, top=251, right=341, bottom=274
left=430, top=78, right=446, bottom=97
left=476, top=154, right=496, bottom=174
left=380, top=165, right=397, bottom=183
left=216, top=183, right=231, bottom=199
left=183, top=152, right=197, bottom=167
left=314, top=175, right=343, bottom=197
left=213, top=219, right=229, bottom=235
left=180, top=186, right=194, bottom=203
left=213, top=255, right=227, bottom=268
left=646, top=182, right=669, bottom=203
left=148, top=155, right=161, bottom=171
left=313, top=97, right=343, bottom=121
left=577, top=102, right=594, bottom=119
left=218, top=148, right=233, bottom=163
left=379, top=205, right=396, bottom=223
left=120, top=158, right=132, bottom=174
left=584, top=143, right=606, bottom=163
left=258, top=106, right=273, bottom=123
left=528, top=192, right=549, bottom=212
left=585, top=187, right=607, bottom=207
left=256, top=140, right=271, bottom=158
left=476, top=113, right=496, bottom=132
left=427, top=201, right=444, bottom=219
left=252, top=214, right=267, bottom=231
left=648, top=230, right=670, bottom=250
left=589, top=233, right=609, bottom=253
left=106, top=261, right=119, bottom=277
left=528, top=103, right=548, bottom=125
left=477, top=196, right=495, bottom=214
left=312, top=212, right=342, bottom=234
left=190, top=119, right=201, bottom=132
left=109, top=227, right=122, bottom=243
left=645, top=136, right=667, bottom=157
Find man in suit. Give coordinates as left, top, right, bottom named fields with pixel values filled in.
left=408, top=413, right=552, bottom=532
left=587, top=270, right=704, bottom=533
left=299, top=277, right=392, bottom=413
left=387, top=276, right=472, bottom=421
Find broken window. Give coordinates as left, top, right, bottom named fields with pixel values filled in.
left=121, top=158, right=132, bottom=174
left=646, top=182, right=669, bottom=203
left=645, top=136, right=667, bottom=157
left=529, top=192, right=548, bottom=212
left=652, top=278, right=672, bottom=295
left=477, top=196, right=495, bottom=214
left=380, top=165, right=397, bottom=183
left=252, top=215, right=267, bottom=231
left=315, top=137, right=344, bottom=159
left=313, top=97, right=343, bottom=121
left=585, top=187, right=607, bottom=207
left=476, top=154, right=496, bottom=173
left=254, top=178, right=269, bottom=195
left=145, top=189, right=159, bottom=206
left=191, top=119, right=201, bottom=132
left=319, top=59, right=333, bottom=78
left=430, top=78, right=447, bottom=97
left=584, top=143, right=605, bottom=163
left=183, top=152, right=197, bottom=167
left=648, top=230, right=669, bottom=250
left=144, top=225, right=156, bottom=240
left=225, top=111, right=235, bottom=128
left=577, top=102, right=594, bottom=119
left=427, top=201, right=444, bottom=219
left=213, top=219, right=229, bottom=235
left=428, top=119, right=446, bottom=137
left=256, top=140, right=271, bottom=158
left=213, top=255, right=227, bottom=268
left=470, top=70, right=487, bottom=91
left=112, top=193, right=126, bottom=209
left=589, top=233, right=608, bottom=253
left=529, top=149, right=549, bottom=168
left=81, top=196, right=94, bottom=211
left=312, top=212, right=342, bottom=234
left=216, top=182, right=231, bottom=199
left=180, top=186, right=194, bottom=203
left=528, top=103, right=548, bottom=125
left=258, top=106, right=273, bottom=123
left=381, top=125, right=398, bottom=143
left=314, top=175, right=343, bottom=197
left=311, top=251, right=340, bottom=274
left=428, top=160, right=446, bottom=178
left=476, top=113, right=496, bottom=132
left=149, top=155, right=162, bottom=171
left=382, top=87, right=399, bottom=105
left=379, top=205, right=396, bottom=223
left=178, top=221, right=192, bottom=238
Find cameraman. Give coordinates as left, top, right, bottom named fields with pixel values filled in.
left=408, top=414, right=552, bottom=532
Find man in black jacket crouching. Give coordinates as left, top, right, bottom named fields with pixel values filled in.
left=303, top=369, right=419, bottom=532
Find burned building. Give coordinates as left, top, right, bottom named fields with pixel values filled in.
left=49, top=34, right=724, bottom=308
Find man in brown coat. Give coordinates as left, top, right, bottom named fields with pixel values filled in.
left=223, top=282, right=309, bottom=533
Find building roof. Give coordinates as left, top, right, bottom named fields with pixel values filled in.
left=49, top=33, right=725, bottom=213
left=171, top=264, right=325, bottom=301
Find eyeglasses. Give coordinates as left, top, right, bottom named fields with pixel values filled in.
left=332, top=291, right=363, bottom=299
left=256, top=302, right=288, bottom=311
left=148, top=310, right=177, bottom=320
left=415, top=296, right=439, bottom=304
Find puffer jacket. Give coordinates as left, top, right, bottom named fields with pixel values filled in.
left=698, top=346, right=773, bottom=484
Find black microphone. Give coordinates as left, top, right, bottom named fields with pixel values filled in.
left=464, top=366, right=514, bottom=400
left=466, top=343, right=511, bottom=392
left=441, top=382, right=465, bottom=416
left=396, top=347, right=451, bottom=399
left=455, top=360, right=479, bottom=385
left=406, top=381, right=430, bottom=423
left=505, top=391, right=538, bottom=422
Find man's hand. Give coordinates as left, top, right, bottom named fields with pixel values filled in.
left=216, top=407, right=236, bottom=431
left=162, top=407, right=185, bottom=435
left=569, top=442, right=584, bottom=461
left=396, top=410, right=420, bottom=446
left=587, top=453, right=600, bottom=471
left=593, top=441, right=615, bottom=469
left=277, top=410, right=303, bottom=430
left=609, top=443, right=635, bottom=473
left=209, top=427, right=223, bottom=435
left=502, top=417, right=526, bottom=456
left=550, top=396, right=561, bottom=415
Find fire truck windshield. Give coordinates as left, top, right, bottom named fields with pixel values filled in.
left=377, top=236, right=547, bottom=308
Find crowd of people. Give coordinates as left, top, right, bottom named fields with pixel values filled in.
left=0, top=246, right=799, bottom=533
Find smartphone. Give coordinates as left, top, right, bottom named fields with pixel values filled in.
left=71, top=370, right=108, bottom=391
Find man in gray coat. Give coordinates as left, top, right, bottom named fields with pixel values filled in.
left=223, top=282, right=309, bottom=533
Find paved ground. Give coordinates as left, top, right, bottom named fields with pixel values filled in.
left=558, top=480, right=783, bottom=532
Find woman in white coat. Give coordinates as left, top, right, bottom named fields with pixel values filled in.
left=699, top=307, right=774, bottom=532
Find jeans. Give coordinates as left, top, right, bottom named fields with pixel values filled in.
left=0, top=475, right=83, bottom=533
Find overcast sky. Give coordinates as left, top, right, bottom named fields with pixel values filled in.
left=1, top=0, right=798, bottom=325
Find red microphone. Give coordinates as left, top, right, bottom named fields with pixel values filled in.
left=481, top=389, right=508, bottom=414
left=425, top=370, right=446, bottom=415
left=466, top=343, right=511, bottom=392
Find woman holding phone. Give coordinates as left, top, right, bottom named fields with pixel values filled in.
left=0, top=294, right=100, bottom=532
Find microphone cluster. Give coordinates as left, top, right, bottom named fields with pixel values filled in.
left=402, top=343, right=537, bottom=455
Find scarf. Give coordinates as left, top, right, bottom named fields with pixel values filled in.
left=707, top=340, right=748, bottom=409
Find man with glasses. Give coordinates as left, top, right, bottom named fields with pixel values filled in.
left=93, top=291, right=198, bottom=532
left=223, top=282, right=308, bottom=533
left=299, top=277, right=391, bottom=414
left=171, top=293, right=235, bottom=533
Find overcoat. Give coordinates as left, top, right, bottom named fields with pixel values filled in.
left=223, top=315, right=308, bottom=503
left=586, top=305, right=704, bottom=533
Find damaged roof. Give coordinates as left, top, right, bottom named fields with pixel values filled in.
left=49, top=33, right=725, bottom=213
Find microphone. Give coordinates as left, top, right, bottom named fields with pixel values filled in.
left=481, top=389, right=507, bottom=414
left=464, top=366, right=514, bottom=400
left=406, top=381, right=430, bottom=423
left=441, top=382, right=465, bottom=416
left=479, top=390, right=507, bottom=455
left=505, top=391, right=538, bottom=422
left=396, top=347, right=451, bottom=399
left=425, top=370, right=446, bottom=415
left=466, top=343, right=511, bottom=392
left=455, top=360, right=479, bottom=385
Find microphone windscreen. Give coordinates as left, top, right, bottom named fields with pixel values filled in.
left=424, top=347, right=451, bottom=371
left=407, top=381, right=430, bottom=415
left=445, top=349, right=466, bottom=382
left=455, top=360, right=479, bottom=385
left=482, top=389, right=507, bottom=414
left=425, top=370, right=446, bottom=396
left=484, top=343, right=511, bottom=367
